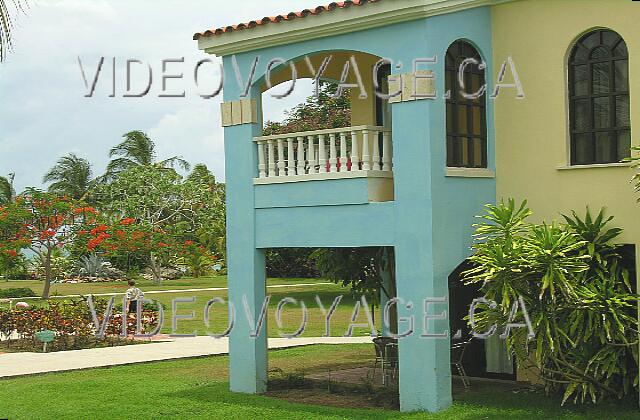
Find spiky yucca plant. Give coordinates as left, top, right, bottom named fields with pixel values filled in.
left=465, top=201, right=638, bottom=405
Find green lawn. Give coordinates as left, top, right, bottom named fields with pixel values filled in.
left=0, top=344, right=636, bottom=419
left=0, top=276, right=324, bottom=296
left=1, top=277, right=376, bottom=338
left=153, top=283, right=373, bottom=338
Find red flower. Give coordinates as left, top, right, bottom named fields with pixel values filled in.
left=5, top=250, right=17, bottom=258
left=74, top=206, right=97, bottom=215
left=90, top=225, right=109, bottom=235
left=39, top=230, right=56, bottom=240
left=120, top=218, right=135, bottom=226
left=157, top=242, right=169, bottom=248
left=184, top=240, right=195, bottom=246
left=87, top=237, right=104, bottom=251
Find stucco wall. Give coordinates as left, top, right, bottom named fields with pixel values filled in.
left=492, top=0, right=640, bottom=245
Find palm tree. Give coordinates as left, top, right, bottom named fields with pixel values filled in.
left=43, top=153, right=93, bottom=200
left=104, top=131, right=190, bottom=181
left=186, top=163, right=216, bottom=189
left=0, top=174, right=14, bottom=203
left=0, top=1, right=27, bottom=62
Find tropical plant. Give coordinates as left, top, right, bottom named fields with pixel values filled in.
left=77, top=253, right=108, bottom=278
left=0, top=1, right=27, bottom=62
left=311, top=247, right=394, bottom=299
left=103, top=131, right=190, bottom=181
left=173, top=241, right=217, bottom=278
left=0, top=287, right=36, bottom=299
left=311, top=247, right=397, bottom=334
left=43, top=153, right=94, bottom=200
left=0, top=189, right=87, bottom=298
left=0, top=174, right=14, bottom=204
left=266, top=248, right=319, bottom=278
left=33, top=248, right=72, bottom=283
left=0, top=298, right=160, bottom=351
left=465, top=200, right=638, bottom=405
left=263, top=82, right=351, bottom=136
left=186, top=165, right=226, bottom=258
left=91, top=164, right=223, bottom=283
left=0, top=250, right=28, bottom=280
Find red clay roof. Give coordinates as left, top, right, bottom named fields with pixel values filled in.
left=193, top=0, right=383, bottom=40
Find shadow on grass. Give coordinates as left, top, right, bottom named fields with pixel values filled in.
left=166, top=380, right=640, bottom=420
left=165, top=381, right=399, bottom=419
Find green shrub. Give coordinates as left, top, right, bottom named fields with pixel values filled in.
left=465, top=200, right=638, bottom=405
left=266, top=248, right=319, bottom=278
left=0, top=288, right=37, bottom=298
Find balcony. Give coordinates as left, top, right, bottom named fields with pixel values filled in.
left=253, top=125, right=393, bottom=185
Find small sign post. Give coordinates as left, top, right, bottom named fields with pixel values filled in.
left=35, top=330, right=56, bottom=353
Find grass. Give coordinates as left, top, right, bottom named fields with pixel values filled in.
left=0, top=277, right=376, bottom=338
left=0, top=276, right=322, bottom=296
left=152, top=283, right=373, bottom=338
left=0, top=344, right=637, bottom=419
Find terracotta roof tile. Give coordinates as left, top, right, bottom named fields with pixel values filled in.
left=194, top=0, right=383, bottom=40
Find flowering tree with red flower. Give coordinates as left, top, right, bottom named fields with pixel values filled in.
left=0, top=189, right=91, bottom=298
left=74, top=215, right=180, bottom=284
left=89, top=165, right=221, bottom=283
left=174, top=240, right=218, bottom=278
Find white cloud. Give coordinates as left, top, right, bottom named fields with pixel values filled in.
left=0, top=0, right=322, bottom=191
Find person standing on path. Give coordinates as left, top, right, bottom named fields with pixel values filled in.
left=125, top=280, right=144, bottom=314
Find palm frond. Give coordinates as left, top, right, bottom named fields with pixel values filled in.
left=157, top=156, right=191, bottom=172
left=42, top=153, right=93, bottom=199
left=0, top=175, right=13, bottom=203
left=0, top=1, right=28, bottom=62
left=109, top=131, right=156, bottom=166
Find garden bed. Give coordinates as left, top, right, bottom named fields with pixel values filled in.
left=0, top=336, right=147, bottom=353
left=0, top=298, right=162, bottom=352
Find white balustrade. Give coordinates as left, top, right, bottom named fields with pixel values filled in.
left=253, top=126, right=392, bottom=182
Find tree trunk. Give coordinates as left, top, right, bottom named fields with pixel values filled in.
left=387, top=248, right=398, bottom=335
left=149, top=252, right=162, bottom=285
left=379, top=247, right=399, bottom=335
left=41, top=249, right=53, bottom=299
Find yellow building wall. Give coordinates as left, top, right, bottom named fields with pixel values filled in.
left=492, top=0, right=640, bottom=247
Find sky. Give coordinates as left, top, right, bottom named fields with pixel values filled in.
left=0, top=0, right=321, bottom=192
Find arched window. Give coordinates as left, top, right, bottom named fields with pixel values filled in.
left=569, top=29, right=630, bottom=165
left=445, top=40, right=487, bottom=168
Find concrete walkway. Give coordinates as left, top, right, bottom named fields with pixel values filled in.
left=8, top=282, right=334, bottom=303
left=0, top=336, right=372, bottom=378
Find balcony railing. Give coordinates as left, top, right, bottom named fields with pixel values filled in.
left=253, top=125, right=392, bottom=184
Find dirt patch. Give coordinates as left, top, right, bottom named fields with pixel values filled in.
left=267, top=378, right=399, bottom=411
left=268, top=387, right=397, bottom=410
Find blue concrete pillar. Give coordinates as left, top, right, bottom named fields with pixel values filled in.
left=222, top=63, right=267, bottom=393
left=228, top=249, right=267, bottom=393
left=392, top=95, right=452, bottom=412
left=395, top=246, right=452, bottom=412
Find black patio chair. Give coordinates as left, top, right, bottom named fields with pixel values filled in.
left=450, top=337, right=473, bottom=389
left=372, top=336, right=398, bottom=386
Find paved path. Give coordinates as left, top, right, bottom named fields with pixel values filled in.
left=0, top=336, right=372, bottom=378
left=7, top=282, right=334, bottom=302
